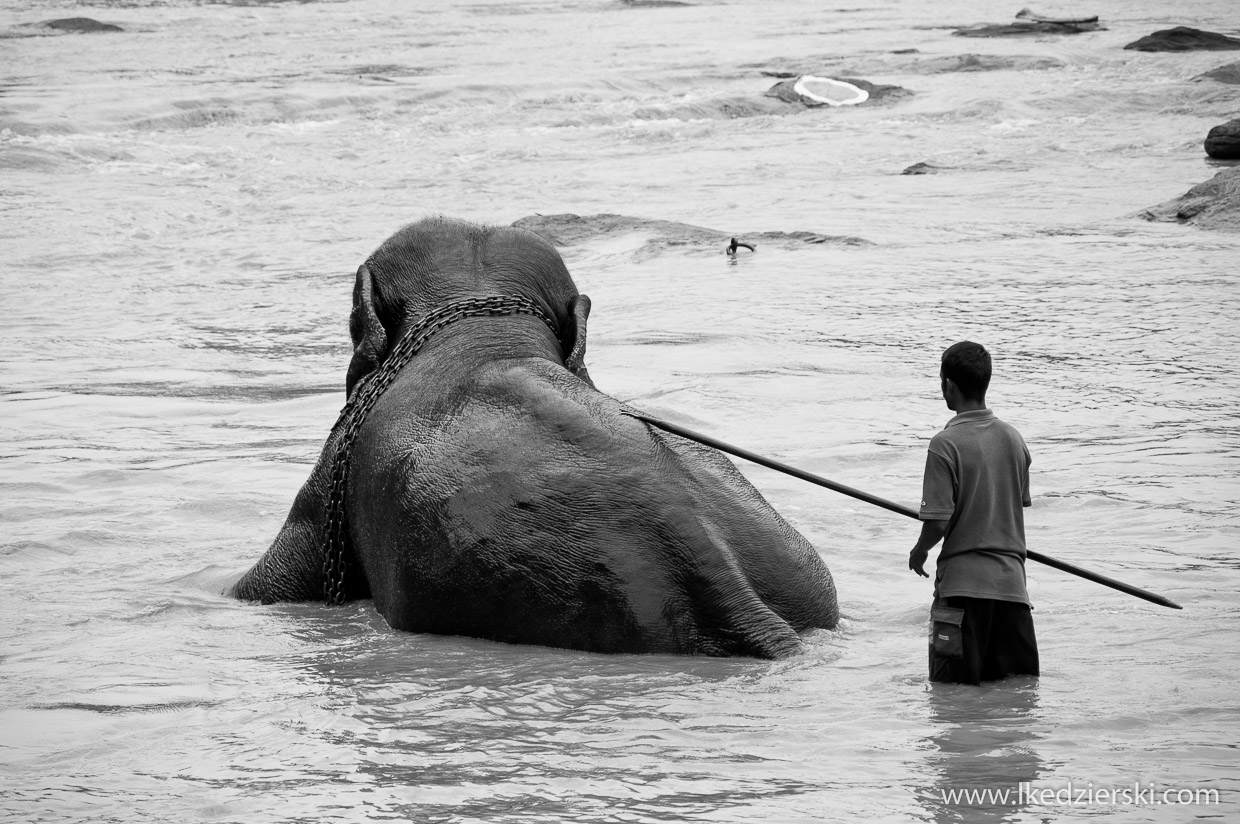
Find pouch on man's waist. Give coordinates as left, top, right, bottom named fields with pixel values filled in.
left=929, top=605, right=965, bottom=660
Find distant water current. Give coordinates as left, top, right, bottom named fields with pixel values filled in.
left=2, top=1, right=1238, bottom=822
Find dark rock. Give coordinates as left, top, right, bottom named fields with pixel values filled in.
left=512, top=213, right=871, bottom=256
left=765, top=76, right=912, bottom=107
left=765, top=79, right=813, bottom=105
left=42, top=17, right=123, bottom=33
left=1139, top=168, right=1240, bottom=232
left=826, top=77, right=911, bottom=104
left=1014, top=7, right=1098, bottom=24
left=1205, top=119, right=1240, bottom=160
left=954, top=19, right=1102, bottom=37
left=902, top=162, right=942, bottom=175
left=1196, top=62, right=1240, bottom=84
left=1124, top=27, right=1240, bottom=52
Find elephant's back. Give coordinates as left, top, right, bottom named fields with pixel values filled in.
left=349, top=358, right=832, bottom=657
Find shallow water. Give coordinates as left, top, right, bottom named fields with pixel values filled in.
left=2, top=0, right=1239, bottom=822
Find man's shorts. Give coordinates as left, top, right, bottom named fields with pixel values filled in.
left=928, top=596, right=1039, bottom=685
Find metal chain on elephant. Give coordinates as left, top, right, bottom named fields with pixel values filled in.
left=322, top=294, right=558, bottom=605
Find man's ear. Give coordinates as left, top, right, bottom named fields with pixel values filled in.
left=563, top=294, right=594, bottom=387
left=345, top=264, right=389, bottom=397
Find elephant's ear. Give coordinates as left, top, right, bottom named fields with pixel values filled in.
left=346, top=263, right=389, bottom=397
left=564, top=294, right=595, bottom=388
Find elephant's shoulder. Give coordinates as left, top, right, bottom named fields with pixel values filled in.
left=474, top=359, right=610, bottom=412
left=468, top=359, right=639, bottom=442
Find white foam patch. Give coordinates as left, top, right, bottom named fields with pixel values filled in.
left=793, top=76, right=869, bottom=107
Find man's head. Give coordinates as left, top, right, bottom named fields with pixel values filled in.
left=940, top=341, right=991, bottom=405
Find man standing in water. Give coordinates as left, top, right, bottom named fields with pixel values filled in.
left=908, top=341, right=1039, bottom=684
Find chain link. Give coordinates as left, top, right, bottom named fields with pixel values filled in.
left=322, top=294, right=557, bottom=604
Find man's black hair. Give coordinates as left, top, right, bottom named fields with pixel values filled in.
left=941, top=341, right=991, bottom=400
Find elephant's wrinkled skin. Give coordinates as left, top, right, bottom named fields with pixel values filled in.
left=231, top=217, right=838, bottom=657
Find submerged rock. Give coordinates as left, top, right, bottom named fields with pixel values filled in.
left=7, top=17, right=124, bottom=35
left=954, top=20, right=1101, bottom=37
left=901, top=162, right=943, bottom=175
left=41, top=18, right=123, bottom=33
left=1124, top=27, right=1240, bottom=52
left=1139, top=168, right=1240, bottom=232
left=1205, top=120, right=1240, bottom=160
left=512, top=213, right=871, bottom=256
left=1195, top=62, right=1240, bottom=84
left=1014, top=8, right=1099, bottom=24
left=765, top=76, right=911, bottom=107
left=911, top=53, right=1065, bottom=73
left=954, top=9, right=1102, bottom=38
left=757, top=53, right=1062, bottom=79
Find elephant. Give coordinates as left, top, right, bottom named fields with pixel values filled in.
left=230, top=217, right=838, bottom=658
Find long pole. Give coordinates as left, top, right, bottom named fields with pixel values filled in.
left=626, top=410, right=1182, bottom=610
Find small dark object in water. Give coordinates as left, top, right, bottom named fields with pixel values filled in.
left=902, top=162, right=942, bottom=175
left=42, top=17, right=123, bottom=33
left=1205, top=119, right=1240, bottom=160
left=726, top=238, right=755, bottom=255
left=1124, top=27, right=1240, bottom=52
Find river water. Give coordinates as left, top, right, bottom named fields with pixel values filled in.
left=2, top=1, right=1238, bottom=822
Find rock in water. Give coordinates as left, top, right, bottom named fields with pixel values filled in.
left=1196, top=62, right=1240, bottom=84
left=765, top=76, right=910, bottom=107
left=1205, top=120, right=1240, bottom=160
left=1124, top=27, right=1240, bottom=52
left=954, top=10, right=1102, bottom=37
left=43, top=17, right=124, bottom=32
left=1014, top=7, right=1099, bottom=24
left=1139, top=168, right=1240, bottom=232
left=511, top=213, right=872, bottom=252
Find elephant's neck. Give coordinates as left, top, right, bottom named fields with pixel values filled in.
left=395, top=312, right=563, bottom=367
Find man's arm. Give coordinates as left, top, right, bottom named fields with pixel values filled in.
left=909, top=519, right=950, bottom=578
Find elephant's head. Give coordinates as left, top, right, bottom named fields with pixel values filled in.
left=344, top=217, right=593, bottom=396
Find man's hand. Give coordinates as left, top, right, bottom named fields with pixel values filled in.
left=909, top=547, right=930, bottom=578
left=909, top=519, right=949, bottom=578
